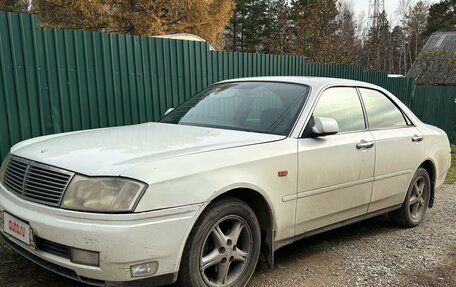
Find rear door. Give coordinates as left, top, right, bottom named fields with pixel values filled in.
left=358, top=88, right=425, bottom=212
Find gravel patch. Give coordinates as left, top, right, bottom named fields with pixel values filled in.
left=1, top=185, right=455, bottom=287
left=249, top=184, right=456, bottom=287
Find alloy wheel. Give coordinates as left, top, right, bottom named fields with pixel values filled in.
left=200, top=215, right=252, bottom=287
left=409, top=175, right=429, bottom=221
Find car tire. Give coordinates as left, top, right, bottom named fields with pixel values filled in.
left=175, top=197, right=261, bottom=287
left=389, top=167, right=431, bottom=228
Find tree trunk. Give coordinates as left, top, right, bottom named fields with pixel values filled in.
left=407, top=38, right=413, bottom=73
left=233, top=18, right=238, bottom=51
left=403, top=40, right=407, bottom=75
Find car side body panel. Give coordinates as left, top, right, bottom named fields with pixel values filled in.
left=368, top=127, right=426, bottom=212
left=295, top=132, right=375, bottom=234
left=417, top=124, right=452, bottom=189
left=125, top=138, right=299, bottom=241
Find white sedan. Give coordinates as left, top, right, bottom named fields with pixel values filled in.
left=0, top=77, right=451, bottom=287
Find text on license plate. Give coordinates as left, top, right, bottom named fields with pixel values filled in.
left=3, top=212, right=31, bottom=245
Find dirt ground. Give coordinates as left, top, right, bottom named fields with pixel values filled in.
left=249, top=184, right=456, bottom=287
left=1, top=185, right=455, bottom=287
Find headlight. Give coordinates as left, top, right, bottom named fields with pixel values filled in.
left=0, top=153, right=11, bottom=184
left=61, top=175, right=147, bottom=213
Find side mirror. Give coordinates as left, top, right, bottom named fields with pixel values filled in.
left=312, top=117, right=339, bottom=137
left=164, top=108, right=174, bottom=116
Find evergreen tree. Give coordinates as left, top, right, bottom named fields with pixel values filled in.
left=225, top=0, right=271, bottom=52
left=262, top=0, right=295, bottom=54
left=391, top=25, right=405, bottom=74
left=290, top=0, right=339, bottom=62
left=363, top=11, right=391, bottom=71
left=334, top=2, right=358, bottom=64
left=424, top=0, right=456, bottom=37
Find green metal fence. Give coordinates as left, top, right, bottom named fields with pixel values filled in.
left=412, top=85, right=456, bottom=144
left=0, top=11, right=453, bottom=162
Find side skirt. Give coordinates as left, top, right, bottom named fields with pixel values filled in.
left=274, top=204, right=402, bottom=252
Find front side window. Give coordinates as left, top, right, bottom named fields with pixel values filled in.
left=160, top=82, right=310, bottom=136
left=312, top=87, right=366, bottom=133
left=359, top=88, right=408, bottom=129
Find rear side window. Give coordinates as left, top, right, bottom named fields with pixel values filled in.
left=359, top=88, right=407, bottom=129
left=313, top=87, right=365, bottom=133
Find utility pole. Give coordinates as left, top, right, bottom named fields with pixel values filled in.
left=368, top=0, right=385, bottom=29
left=367, top=0, right=385, bottom=71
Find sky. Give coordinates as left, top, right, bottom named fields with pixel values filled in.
left=351, top=0, right=440, bottom=27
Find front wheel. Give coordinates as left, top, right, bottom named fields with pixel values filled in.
left=176, top=197, right=261, bottom=287
left=390, top=167, right=431, bottom=227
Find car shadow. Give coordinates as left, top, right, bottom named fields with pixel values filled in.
left=0, top=214, right=400, bottom=287
left=254, top=214, right=398, bottom=272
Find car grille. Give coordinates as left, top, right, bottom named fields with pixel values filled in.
left=2, top=156, right=74, bottom=207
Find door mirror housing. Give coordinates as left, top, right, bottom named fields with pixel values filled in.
left=164, top=108, right=174, bottom=116
left=312, top=117, right=339, bottom=137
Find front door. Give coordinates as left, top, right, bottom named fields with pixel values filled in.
left=295, top=87, right=375, bottom=235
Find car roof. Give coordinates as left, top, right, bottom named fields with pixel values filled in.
left=220, top=76, right=381, bottom=90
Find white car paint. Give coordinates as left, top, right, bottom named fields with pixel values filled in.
left=10, top=123, right=284, bottom=176
left=0, top=77, right=451, bottom=286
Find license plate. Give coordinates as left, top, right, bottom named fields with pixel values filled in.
left=3, top=212, right=31, bottom=245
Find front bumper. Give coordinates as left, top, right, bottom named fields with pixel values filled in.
left=0, top=183, right=204, bottom=286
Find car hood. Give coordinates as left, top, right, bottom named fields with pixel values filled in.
left=11, top=123, right=284, bottom=176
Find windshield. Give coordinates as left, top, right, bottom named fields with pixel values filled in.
left=160, top=82, right=310, bottom=136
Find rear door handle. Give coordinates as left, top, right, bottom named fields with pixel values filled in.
left=412, top=135, right=423, bottom=142
left=356, top=140, right=374, bottom=149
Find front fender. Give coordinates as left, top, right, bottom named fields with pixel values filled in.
left=123, top=138, right=299, bottom=241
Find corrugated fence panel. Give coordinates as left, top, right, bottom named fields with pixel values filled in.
left=0, top=11, right=454, bottom=161
left=412, top=86, right=456, bottom=144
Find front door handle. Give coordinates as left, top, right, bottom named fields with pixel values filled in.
left=356, top=140, right=374, bottom=149
left=412, top=135, right=424, bottom=142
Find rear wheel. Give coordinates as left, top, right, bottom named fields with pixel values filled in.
left=176, top=198, right=261, bottom=287
left=390, top=167, right=431, bottom=227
